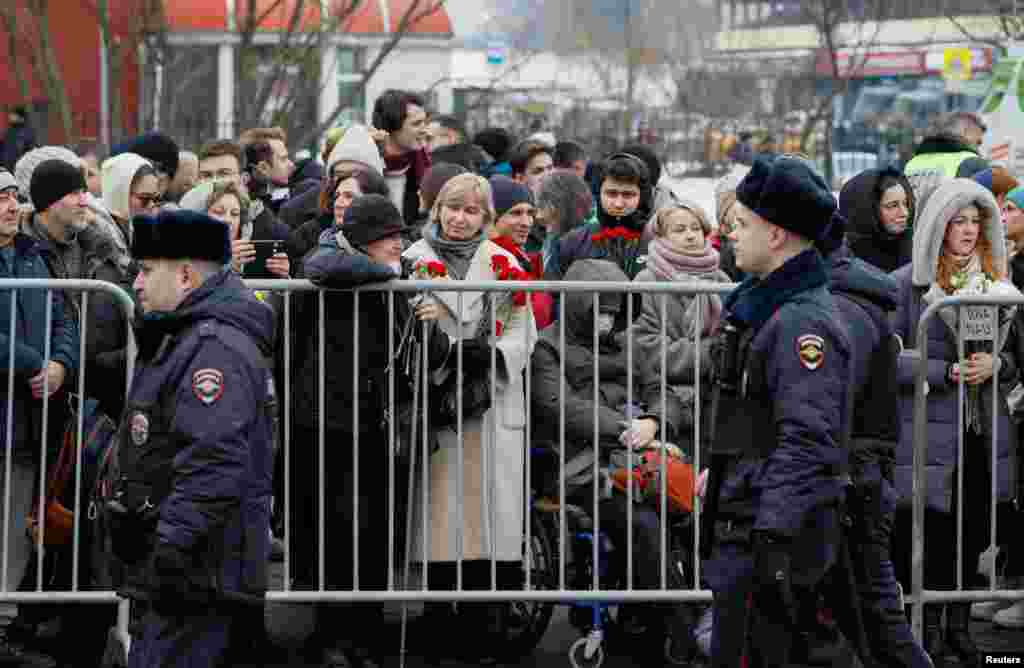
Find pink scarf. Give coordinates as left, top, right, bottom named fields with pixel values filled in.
left=648, top=237, right=722, bottom=336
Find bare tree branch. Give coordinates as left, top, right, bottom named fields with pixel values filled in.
left=292, top=0, right=450, bottom=150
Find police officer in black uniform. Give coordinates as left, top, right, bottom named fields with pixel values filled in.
left=815, top=215, right=934, bottom=667
left=701, top=155, right=852, bottom=668
left=109, top=209, right=276, bottom=668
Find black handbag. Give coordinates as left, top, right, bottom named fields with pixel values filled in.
left=431, top=365, right=492, bottom=430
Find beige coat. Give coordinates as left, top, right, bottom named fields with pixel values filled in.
left=403, top=238, right=538, bottom=563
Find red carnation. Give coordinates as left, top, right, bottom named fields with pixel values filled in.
left=495, top=321, right=505, bottom=337
left=491, top=255, right=511, bottom=273
left=513, top=291, right=528, bottom=307
left=428, top=261, right=447, bottom=277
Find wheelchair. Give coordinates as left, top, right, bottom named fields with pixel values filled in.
left=524, top=447, right=703, bottom=668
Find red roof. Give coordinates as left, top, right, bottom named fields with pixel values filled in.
left=162, top=0, right=451, bottom=34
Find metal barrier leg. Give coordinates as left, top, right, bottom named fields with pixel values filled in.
left=118, top=597, right=131, bottom=657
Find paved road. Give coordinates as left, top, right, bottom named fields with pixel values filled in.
left=258, top=601, right=1024, bottom=668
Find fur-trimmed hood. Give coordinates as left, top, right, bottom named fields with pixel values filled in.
left=911, top=178, right=1005, bottom=288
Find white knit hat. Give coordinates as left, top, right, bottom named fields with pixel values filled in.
left=0, top=170, right=16, bottom=193
left=14, top=146, right=81, bottom=200
left=325, top=125, right=384, bottom=175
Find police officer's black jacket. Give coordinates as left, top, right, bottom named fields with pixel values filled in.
left=120, top=269, right=275, bottom=603
left=713, top=249, right=852, bottom=537
left=824, top=244, right=901, bottom=471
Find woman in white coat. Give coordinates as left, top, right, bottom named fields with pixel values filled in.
left=404, top=173, right=537, bottom=663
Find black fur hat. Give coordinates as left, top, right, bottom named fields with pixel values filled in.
left=736, top=155, right=837, bottom=243
left=132, top=209, right=231, bottom=264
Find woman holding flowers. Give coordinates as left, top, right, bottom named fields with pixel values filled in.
left=402, top=173, right=537, bottom=663
left=890, top=179, right=1021, bottom=662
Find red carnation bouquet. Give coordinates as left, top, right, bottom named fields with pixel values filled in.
left=490, top=254, right=529, bottom=337
left=412, top=259, right=448, bottom=279
left=592, top=225, right=643, bottom=276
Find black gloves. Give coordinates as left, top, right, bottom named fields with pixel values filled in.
left=413, top=320, right=452, bottom=371
left=752, top=531, right=796, bottom=626
left=151, top=542, right=210, bottom=608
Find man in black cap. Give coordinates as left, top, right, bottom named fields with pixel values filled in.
left=0, top=106, right=36, bottom=172
left=106, top=209, right=275, bottom=668
left=701, top=155, right=853, bottom=667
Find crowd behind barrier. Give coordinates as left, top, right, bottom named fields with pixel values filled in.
left=2, top=280, right=1023, bottom=639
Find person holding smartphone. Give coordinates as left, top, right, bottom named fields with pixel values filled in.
left=180, top=180, right=290, bottom=278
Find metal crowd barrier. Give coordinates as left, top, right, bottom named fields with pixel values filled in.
left=9, top=276, right=1024, bottom=655
left=909, top=293, right=1024, bottom=639
left=246, top=277, right=734, bottom=606
left=0, top=279, right=136, bottom=651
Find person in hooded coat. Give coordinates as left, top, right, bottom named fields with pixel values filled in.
left=890, top=179, right=1022, bottom=663
left=548, top=153, right=653, bottom=282
left=841, top=166, right=915, bottom=274
left=529, top=258, right=695, bottom=662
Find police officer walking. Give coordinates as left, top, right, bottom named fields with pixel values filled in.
left=701, top=155, right=852, bottom=667
left=110, top=209, right=276, bottom=668
left=817, top=216, right=933, bottom=668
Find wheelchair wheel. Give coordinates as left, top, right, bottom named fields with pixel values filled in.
left=504, top=510, right=557, bottom=658
left=568, top=636, right=605, bottom=668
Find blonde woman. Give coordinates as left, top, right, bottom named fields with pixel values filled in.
left=403, top=173, right=537, bottom=663
left=633, top=202, right=730, bottom=455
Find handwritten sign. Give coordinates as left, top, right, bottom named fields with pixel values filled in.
left=961, top=305, right=997, bottom=342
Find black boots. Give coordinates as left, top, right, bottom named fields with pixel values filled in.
left=945, top=603, right=979, bottom=665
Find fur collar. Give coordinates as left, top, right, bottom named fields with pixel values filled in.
left=912, top=179, right=1005, bottom=287
left=724, top=249, right=828, bottom=331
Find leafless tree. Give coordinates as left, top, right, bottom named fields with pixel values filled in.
left=947, top=1, right=1023, bottom=45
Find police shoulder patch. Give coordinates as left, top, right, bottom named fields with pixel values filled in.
left=192, top=368, right=225, bottom=405
left=797, top=334, right=825, bottom=371
left=129, top=411, right=150, bottom=446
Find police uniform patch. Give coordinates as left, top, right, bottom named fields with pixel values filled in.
left=192, top=368, right=225, bottom=405
left=797, top=334, right=825, bottom=371
left=130, top=412, right=150, bottom=446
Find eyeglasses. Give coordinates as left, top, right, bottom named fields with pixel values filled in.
left=133, top=192, right=163, bottom=208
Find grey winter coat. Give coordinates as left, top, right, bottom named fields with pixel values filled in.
left=632, top=266, right=731, bottom=451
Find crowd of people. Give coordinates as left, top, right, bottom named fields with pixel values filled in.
left=0, top=92, right=1019, bottom=668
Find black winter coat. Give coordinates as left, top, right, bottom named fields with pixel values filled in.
left=824, top=245, right=901, bottom=469
left=299, top=233, right=445, bottom=436
left=278, top=183, right=321, bottom=232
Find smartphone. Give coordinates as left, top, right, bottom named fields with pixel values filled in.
left=244, top=240, right=286, bottom=278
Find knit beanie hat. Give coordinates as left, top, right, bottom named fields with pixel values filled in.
left=735, top=155, right=836, bottom=243
left=1006, top=186, right=1024, bottom=211
left=489, top=175, right=533, bottom=219
left=14, top=146, right=81, bottom=201
left=0, top=170, right=16, bottom=194
left=30, top=159, right=87, bottom=213
left=132, top=209, right=231, bottom=263
left=326, top=124, right=385, bottom=175
left=973, top=166, right=1019, bottom=199
left=111, top=132, right=180, bottom=178
left=342, top=194, right=407, bottom=248
left=421, top=163, right=468, bottom=212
